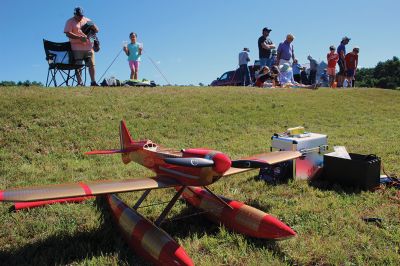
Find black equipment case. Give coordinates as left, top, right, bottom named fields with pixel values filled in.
left=322, top=153, right=381, bottom=190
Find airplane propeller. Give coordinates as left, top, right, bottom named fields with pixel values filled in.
left=164, top=157, right=214, bottom=168
left=166, top=158, right=274, bottom=169
left=230, top=159, right=270, bottom=169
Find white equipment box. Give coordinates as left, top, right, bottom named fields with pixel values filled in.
left=271, top=133, right=328, bottom=180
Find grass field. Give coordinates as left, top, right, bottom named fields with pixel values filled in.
left=0, top=86, right=399, bottom=265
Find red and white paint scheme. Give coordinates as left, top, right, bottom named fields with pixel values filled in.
left=107, top=194, right=193, bottom=266
left=180, top=187, right=296, bottom=240
left=0, top=120, right=301, bottom=264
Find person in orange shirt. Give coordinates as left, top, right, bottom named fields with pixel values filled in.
left=64, top=7, right=99, bottom=86
left=327, top=45, right=339, bottom=87
left=345, top=47, right=359, bottom=87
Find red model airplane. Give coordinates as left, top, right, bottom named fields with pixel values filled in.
left=0, top=121, right=301, bottom=266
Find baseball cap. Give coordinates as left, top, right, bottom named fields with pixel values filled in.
left=329, top=45, right=336, bottom=50
left=243, top=47, right=250, bottom=52
left=74, top=7, right=84, bottom=16
left=262, top=27, right=272, bottom=32
left=342, top=36, right=351, bottom=41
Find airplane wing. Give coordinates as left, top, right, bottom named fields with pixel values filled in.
left=223, top=151, right=302, bottom=177
left=0, top=176, right=180, bottom=202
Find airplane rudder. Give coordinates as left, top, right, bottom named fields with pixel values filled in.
left=119, top=120, right=135, bottom=150
left=119, top=120, right=134, bottom=164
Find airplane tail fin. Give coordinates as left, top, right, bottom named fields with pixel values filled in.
left=85, top=121, right=134, bottom=164
left=119, top=120, right=134, bottom=164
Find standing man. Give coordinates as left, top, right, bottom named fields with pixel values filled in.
left=307, top=55, right=319, bottom=85
left=345, top=47, right=359, bottom=87
left=64, top=7, right=99, bottom=86
left=258, top=27, right=275, bottom=68
left=337, top=36, right=350, bottom=87
left=238, top=48, right=251, bottom=86
left=276, top=34, right=296, bottom=66
left=292, top=59, right=302, bottom=83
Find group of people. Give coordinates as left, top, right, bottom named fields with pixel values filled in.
left=328, top=37, right=359, bottom=88
left=239, top=27, right=359, bottom=89
left=65, top=7, right=358, bottom=89
left=64, top=7, right=142, bottom=86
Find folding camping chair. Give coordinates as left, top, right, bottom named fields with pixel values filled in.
left=43, top=39, right=87, bottom=87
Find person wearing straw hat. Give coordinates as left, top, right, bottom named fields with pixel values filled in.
left=238, top=47, right=251, bottom=86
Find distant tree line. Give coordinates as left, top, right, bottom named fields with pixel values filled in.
left=0, top=80, right=44, bottom=87
left=356, top=56, right=400, bottom=89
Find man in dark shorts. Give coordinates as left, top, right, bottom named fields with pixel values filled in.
left=345, top=47, right=359, bottom=87
left=337, top=36, right=350, bottom=87
left=64, top=7, right=99, bottom=86
left=258, top=27, right=275, bottom=68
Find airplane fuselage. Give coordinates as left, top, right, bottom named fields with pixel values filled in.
left=125, top=141, right=231, bottom=186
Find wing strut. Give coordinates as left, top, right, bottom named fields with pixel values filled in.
left=155, top=186, right=186, bottom=226
left=132, top=189, right=151, bottom=210
left=203, top=186, right=233, bottom=210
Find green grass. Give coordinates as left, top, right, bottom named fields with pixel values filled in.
left=0, top=86, right=399, bottom=265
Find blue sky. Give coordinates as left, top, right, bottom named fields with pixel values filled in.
left=0, top=0, right=399, bottom=85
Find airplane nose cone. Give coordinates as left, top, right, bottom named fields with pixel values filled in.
left=172, top=246, right=194, bottom=266
left=212, top=153, right=231, bottom=173
left=160, top=244, right=194, bottom=265
left=260, top=215, right=296, bottom=239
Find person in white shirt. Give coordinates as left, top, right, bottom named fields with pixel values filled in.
left=279, top=63, right=318, bottom=89
left=238, top=48, right=251, bottom=86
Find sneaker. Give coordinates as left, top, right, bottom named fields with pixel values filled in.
left=76, top=83, right=85, bottom=87
left=90, top=81, right=99, bottom=86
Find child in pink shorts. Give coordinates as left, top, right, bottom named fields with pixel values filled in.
left=123, top=32, right=142, bottom=80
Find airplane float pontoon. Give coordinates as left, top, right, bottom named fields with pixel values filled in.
left=0, top=121, right=301, bottom=265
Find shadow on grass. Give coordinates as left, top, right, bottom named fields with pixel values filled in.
left=0, top=196, right=295, bottom=265
left=247, top=237, right=296, bottom=265
left=161, top=203, right=220, bottom=239
left=0, top=197, right=149, bottom=266
left=309, top=179, right=364, bottom=194
left=165, top=197, right=295, bottom=264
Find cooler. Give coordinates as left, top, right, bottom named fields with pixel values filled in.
left=271, top=133, right=328, bottom=180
